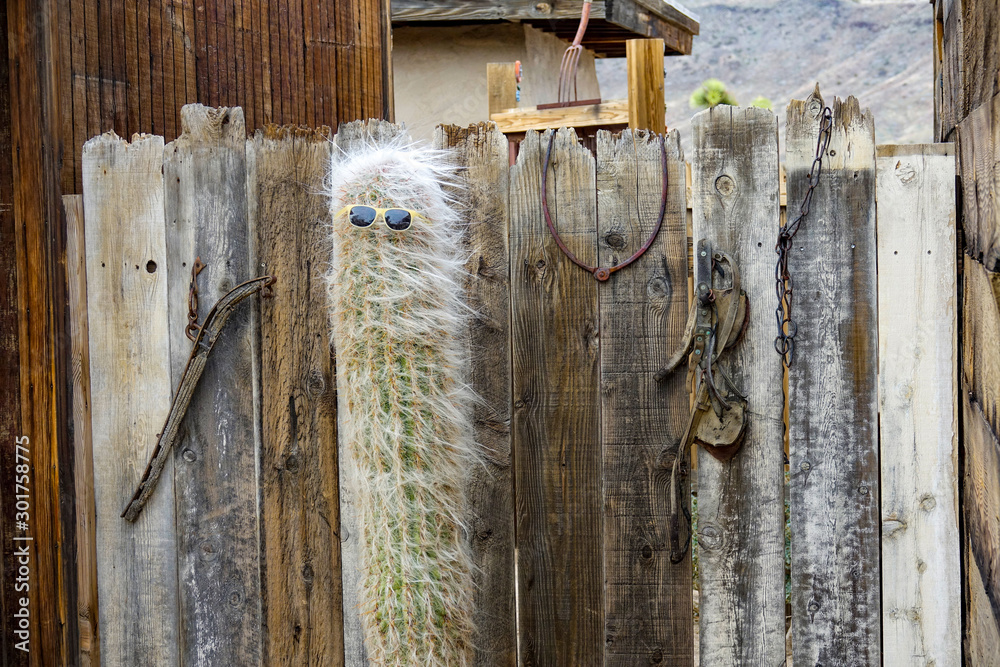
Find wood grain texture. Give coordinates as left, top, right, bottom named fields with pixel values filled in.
left=65, top=194, right=101, bottom=667
left=249, top=123, right=344, bottom=667
left=963, top=254, right=1000, bottom=438
left=786, top=90, right=880, bottom=666
left=82, top=131, right=179, bottom=665
left=491, top=100, right=631, bottom=134
left=596, top=129, right=693, bottom=666
left=963, top=390, right=1000, bottom=664
left=962, top=0, right=1000, bottom=119
left=934, top=0, right=963, bottom=142
left=331, top=118, right=411, bottom=667
left=957, top=93, right=1000, bottom=271
left=510, top=129, right=603, bottom=666
left=7, top=1, right=78, bottom=663
left=487, top=64, right=518, bottom=117
left=163, top=104, right=263, bottom=666
left=691, top=105, right=786, bottom=666
left=58, top=0, right=392, bottom=194
left=626, top=40, right=666, bottom=133
left=876, top=144, right=960, bottom=666
left=434, top=122, right=517, bottom=667
left=0, top=6, right=27, bottom=664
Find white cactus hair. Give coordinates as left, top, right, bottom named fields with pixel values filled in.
left=324, top=132, right=478, bottom=666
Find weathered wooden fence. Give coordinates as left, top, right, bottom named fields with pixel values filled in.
left=70, top=97, right=959, bottom=666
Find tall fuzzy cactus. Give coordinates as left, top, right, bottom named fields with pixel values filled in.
left=325, top=135, right=476, bottom=666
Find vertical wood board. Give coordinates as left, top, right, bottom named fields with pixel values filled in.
left=435, top=122, right=517, bottom=667
left=163, top=104, right=263, bottom=666
left=691, top=105, right=787, bottom=666
left=963, top=255, right=1000, bottom=448
left=249, top=124, right=343, bottom=667
left=876, top=143, right=960, bottom=666
left=956, top=93, right=1000, bottom=271
left=596, top=128, right=693, bottom=666
left=82, top=131, right=179, bottom=665
left=65, top=194, right=101, bottom=667
left=786, top=91, right=880, bottom=666
left=510, top=129, right=603, bottom=666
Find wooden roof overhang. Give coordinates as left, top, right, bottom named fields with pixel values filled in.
left=391, top=0, right=700, bottom=57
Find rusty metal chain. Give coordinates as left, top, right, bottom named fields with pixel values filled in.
left=186, top=257, right=207, bottom=341
left=774, top=106, right=833, bottom=367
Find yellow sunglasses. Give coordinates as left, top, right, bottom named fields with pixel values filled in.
left=335, top=205, right=430, bottom=231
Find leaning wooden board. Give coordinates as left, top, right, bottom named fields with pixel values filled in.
left=786, top=90, right=881, bottom=665
left=876, top=143, right=959, bottom=666
left=691, top=105, right=786, bottom=665
left=82, top=132, right=180, bottom=665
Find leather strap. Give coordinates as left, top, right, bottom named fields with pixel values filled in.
left=121, top=274, right=276, bottom=522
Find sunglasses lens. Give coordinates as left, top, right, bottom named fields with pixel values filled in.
left=384, top=209, right=412, bottom=231
left=348, top=206, right=377, bottom=227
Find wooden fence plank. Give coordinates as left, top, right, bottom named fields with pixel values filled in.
left=510, top=128, right=603, bottom=666
left=82, top=131, right=179, bottom=665
left=595, top=128, right=692, bottom=666
left=249, top=124, right=343, bottom=667
left=934, top=0, right=964, bottom=142
left=962, top=253, right=1000, bottom=457
left=164, top=104, right=263, bottom=666
left=786, top=90, right=880, bottom=666
left=690, top=105, right=786, bottom=665
left=65, top=194, right=101, bottom=667
left=962, top=0, right=999, bottom=119
left=434, top=122, right=517, bottom=666
left=963, top=390, right=1000, bottom=664
left=876, top=144, right=960, bottom=666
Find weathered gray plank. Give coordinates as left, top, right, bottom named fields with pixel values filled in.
left=64, top=194, right=101, bottom=667
left=163, top=104, right=262, bottom=666
left=434, top=122, right=517, bottom=666
left=595, top=128, right=693, bottom=666
left=510, top=128, right=604, bottom=666
left=933, top=0, right=963, bottom=142
left=876, top=143, right=960, bottom=666
left=786, top=90, right=880, bottom=665
left=690, top=105, right=786, bottom=666
left=330, top=118, right=410, bottom=667
left=82, top=131, right=179, bottom=665
left=249, top=124, right=344, bottom=666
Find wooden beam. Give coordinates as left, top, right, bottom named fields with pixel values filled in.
left=487, top=63, right=518, bottom=119
left=491, top=100, right=631, bottom=133
left=692, top=105, right=786, bottom=665
left=876, top=143, right=960, bottom=666
left=5, top=0, right=78, bottom=663
left=627, top=39, right=665, bottom=133
left=787, top=90, right=880, bottom=665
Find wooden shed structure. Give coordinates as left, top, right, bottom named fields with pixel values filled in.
left=391, top=0, right=699, bottom=139
left=0, top=1, right=391, bottom=664
left=934, top=0, right=1000, bottom=658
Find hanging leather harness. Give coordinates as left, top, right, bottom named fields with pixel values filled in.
left=656, top=239, right=749, bottom=561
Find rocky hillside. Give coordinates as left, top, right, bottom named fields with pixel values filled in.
left=595, top=0, right=933, bottom=155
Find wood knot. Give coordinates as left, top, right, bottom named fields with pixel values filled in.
left=605, top=232, right=627, bottom=250
left=714, top=174, right=736, bottom=196
left=699, top=524, right=722, bottom=550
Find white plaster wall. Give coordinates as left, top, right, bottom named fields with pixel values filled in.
left=393, top=23, right=602, bottom=141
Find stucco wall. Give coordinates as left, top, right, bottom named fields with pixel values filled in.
left=393, top=23, right=602, bottom=141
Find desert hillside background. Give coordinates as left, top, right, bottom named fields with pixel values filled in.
left=595, top=0, right=932, bottom=154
